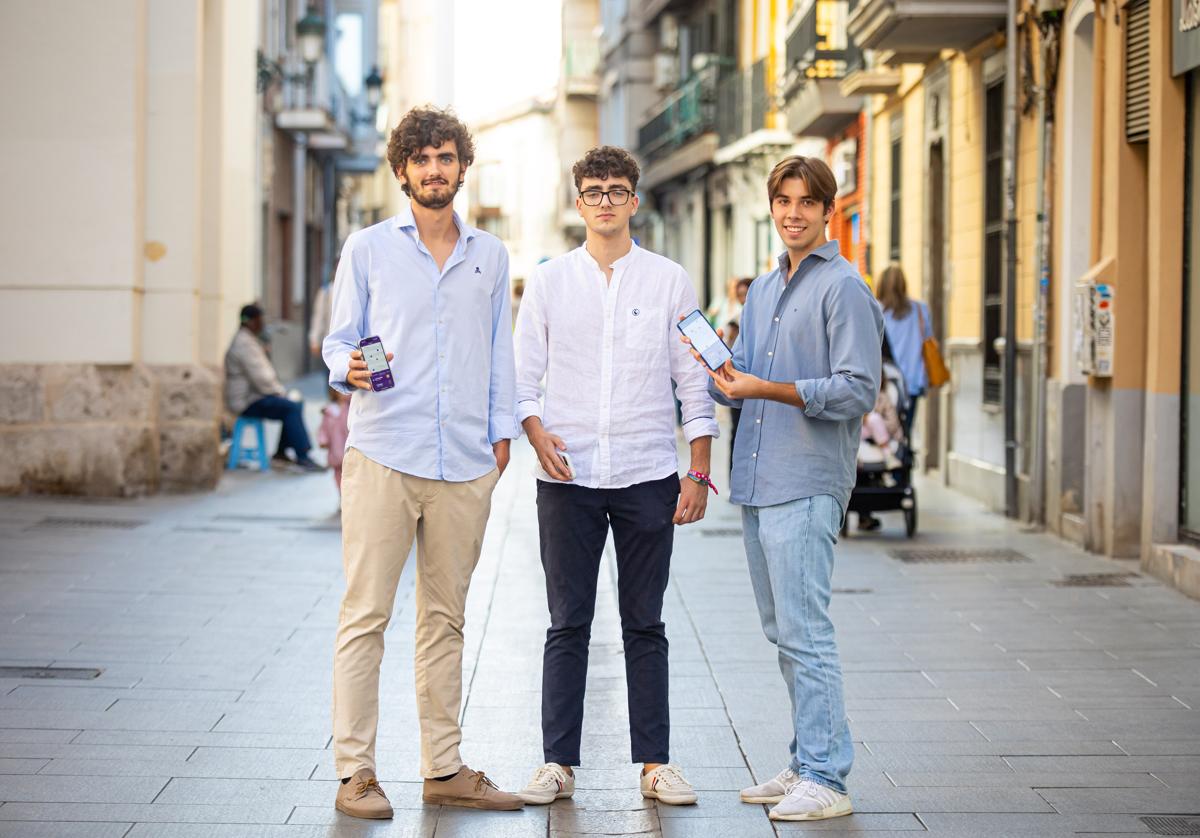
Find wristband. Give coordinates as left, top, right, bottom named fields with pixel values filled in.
left=686, top=469, right=719, bottom=496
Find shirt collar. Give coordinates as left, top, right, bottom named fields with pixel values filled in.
left=577, top=240, right=640, bottom=271
left=776, top=239, right=840, bottom=275
left=392, top=202, right=477, bottom=243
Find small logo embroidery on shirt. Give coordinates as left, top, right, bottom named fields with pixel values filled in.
left=474, top=266, right=481, bottom=274
left=632, top=308, right=640, bottom=316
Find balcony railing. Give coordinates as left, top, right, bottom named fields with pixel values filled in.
left=637, top=61, right=724, bottom=162
left=563, top=39, right=601, bottom=96
left=785, top=0, right=862, bottom=81
left=717, top=59, right=770, bottom=147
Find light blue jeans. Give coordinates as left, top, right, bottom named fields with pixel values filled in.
left=742, top=494, right=854, bottom=793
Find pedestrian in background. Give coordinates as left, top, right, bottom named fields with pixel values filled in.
left=223, top=303, right=322, bottom=472
left=317, top=387, right=350, bottom=496
left=875, top=263, right=933, bottom=428
left=684, top=156, right=882, bottom=822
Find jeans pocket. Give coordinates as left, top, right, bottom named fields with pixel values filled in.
left=828, top=496, right=844, bottom=543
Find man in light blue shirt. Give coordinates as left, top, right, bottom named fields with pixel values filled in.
left=322, top=106, right=523, bottom=818
left=684, top=156, right=883, bottom=822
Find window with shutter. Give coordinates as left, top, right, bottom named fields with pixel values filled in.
left=1125, top=0, right=1150, bottom=144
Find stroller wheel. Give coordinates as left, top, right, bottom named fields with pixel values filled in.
left=904, top=500, right=918, bottom=537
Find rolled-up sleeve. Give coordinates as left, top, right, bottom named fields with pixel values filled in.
left=487, top=249, right=518, bottom=443
left=794, top=276, right=883, bottom=421
left=322, top=237, right=368, bottom=396
left=669, top=271, right=719, bottom=442
left=512, top=265, right=547, bottom=427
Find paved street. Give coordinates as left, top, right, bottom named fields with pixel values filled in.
left=2, top=424, right=1200, bottom=838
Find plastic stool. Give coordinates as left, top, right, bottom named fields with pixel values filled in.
left=226, top=416, right=270, bottom=471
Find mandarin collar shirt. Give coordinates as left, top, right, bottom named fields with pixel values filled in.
left=514, top=243, right=719, bottom=489
left=714, top=241, right=884, bottom=510
left=322, top=206, right=517, bottom=482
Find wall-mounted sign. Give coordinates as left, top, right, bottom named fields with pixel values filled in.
left=1176, top=0, right=1200, bottom=76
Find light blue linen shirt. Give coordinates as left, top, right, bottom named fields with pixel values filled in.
left=711, top=241, right=884, bottom=510
left=322, top=206, right=518, bottom=482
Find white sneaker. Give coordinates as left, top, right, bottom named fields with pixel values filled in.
left=740, top=766, right=800, bottom=804
left=640, top=764, right=698, bottom=805
left=768, top=777, right=853, bottom=821
left=517, top=763, right=574, bottom=805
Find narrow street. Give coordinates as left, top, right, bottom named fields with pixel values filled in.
left=1, top=422, right=1198, bottom=838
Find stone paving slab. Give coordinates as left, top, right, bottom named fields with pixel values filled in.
left=3, top=432, right=1200, bottom=836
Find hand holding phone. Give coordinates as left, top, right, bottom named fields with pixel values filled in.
left=347, top=336, right=395, bottom=391
left=677, top=310, right=733, bottom=372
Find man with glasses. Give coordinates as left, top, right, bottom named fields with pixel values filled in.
left=512, top=146, right=718, bottom=806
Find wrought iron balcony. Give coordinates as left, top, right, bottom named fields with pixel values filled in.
left=637, top=61, right=723, bottom=162
left=717, top=59, right=769, bottom=148
left=847, top=0, right=1007, bottom=62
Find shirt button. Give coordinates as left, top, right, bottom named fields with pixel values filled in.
left=774, top=317, right=780, bottom=322
left=756, top=419, right=761, bottom=424
left=768, top=351, right=773, bottom=357
left=752, top=452, right=758, bottom=458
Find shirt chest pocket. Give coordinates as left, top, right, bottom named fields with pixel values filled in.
left=623, top=306, right=664, bottom=350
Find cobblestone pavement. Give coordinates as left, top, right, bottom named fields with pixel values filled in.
left=1, top=422, right=1199, bottom=837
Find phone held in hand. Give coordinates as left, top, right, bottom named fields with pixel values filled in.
left=558, top=451, right=576, bottom=480
left=359, top=336, right=394, bottom=391
left=677, top=309, right=733, bottom=371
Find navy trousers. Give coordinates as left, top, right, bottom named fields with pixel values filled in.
left=536, top=474, right=679, bottom=766
left=241, top=395, right=312, bottom=460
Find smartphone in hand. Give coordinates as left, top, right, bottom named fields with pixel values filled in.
left=359, top=336, right=394, bottom=391
left=677, top=309, right=733, bottom=371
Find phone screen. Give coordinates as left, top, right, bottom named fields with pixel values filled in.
left=361, top=340, right=389, bottom=373
left=677, top=310, right=733, bottom=371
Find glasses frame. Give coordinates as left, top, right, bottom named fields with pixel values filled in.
left=579, top=188, right=633, bottom=207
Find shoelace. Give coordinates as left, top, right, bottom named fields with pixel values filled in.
left=471, top=770, right=500, bottom=792
left=355, top=777, right=386, bottom=799
left=652, top=764, right=688, bottom=788
left=782, top=777, right=836, bottom=801
left=532, top=765, right=565, bottom=786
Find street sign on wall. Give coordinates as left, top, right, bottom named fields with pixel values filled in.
left=1176, top=0, right=1200, bottom=76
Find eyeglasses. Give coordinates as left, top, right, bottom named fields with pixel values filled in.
left=579, top=188, right=632, bottom=206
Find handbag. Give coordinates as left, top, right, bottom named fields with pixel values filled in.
left=917, top=304, right=950, bottom=388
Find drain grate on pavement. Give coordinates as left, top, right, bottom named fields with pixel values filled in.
left=0, top=666, right=102, bottom=680
left=1141, top=816, right=1200, bottom=835
left=699, top=528, right=743, bottom=538
left=889, top=548, right=1030, bottom=564
left=30, top=517, right=146, bottom=531
left=1054, top=572, right=1139, bottom=587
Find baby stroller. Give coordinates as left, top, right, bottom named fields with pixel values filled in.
left=846, top=342, right=918, bottom=537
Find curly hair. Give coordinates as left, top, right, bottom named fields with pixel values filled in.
left=386, top=106, right=476, bottom=194
left=572, top=146, right=640, bottom=191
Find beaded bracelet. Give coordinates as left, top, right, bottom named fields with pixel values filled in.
left=686, top=469, right=719, bottom=495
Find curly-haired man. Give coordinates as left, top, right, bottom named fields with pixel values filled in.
left=323, top=105, right=523, bottom=817
left=512, top=146, right=718, bottom=806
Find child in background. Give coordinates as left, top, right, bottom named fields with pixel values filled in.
left=318, top=387, right=351, bottom=493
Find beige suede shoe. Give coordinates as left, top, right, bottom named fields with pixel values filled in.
left=335, top=768, right=393, bottom=819
left=421, top=765, right=525, bottom=810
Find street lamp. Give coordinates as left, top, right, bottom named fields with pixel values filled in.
left=364, top=66, right=384, bottom=109
left=296, top=6, right=326, bottom=66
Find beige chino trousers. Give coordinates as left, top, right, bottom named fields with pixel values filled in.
left=332, top=447, right=499, bottom=779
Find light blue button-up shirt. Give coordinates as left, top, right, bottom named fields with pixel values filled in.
left=322, top=206, right=518, bottom=482
left=712, top=241, right=884, bottom=510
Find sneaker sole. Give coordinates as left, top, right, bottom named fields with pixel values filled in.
left=642, top=790, right=698, bottom=806
left=422, top=795, right=524, bottom=811
left=740, top=793, right=785, bottom=804
left=517, top=790, right=573, bottom=805
left=334, top=801, right=393, bottom=820
left=768, top=799, right=853, bottom=821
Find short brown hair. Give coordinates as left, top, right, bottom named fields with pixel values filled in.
left=572, top=146, right=640, bottom=191
left=766, top=156, right=837, bottom=212
left=386, top=106, right=476, bottom=195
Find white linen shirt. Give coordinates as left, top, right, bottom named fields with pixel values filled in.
left=514, top=243, right=719, bottom=489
